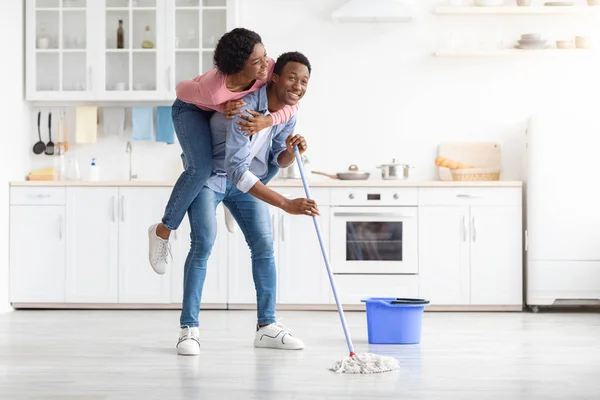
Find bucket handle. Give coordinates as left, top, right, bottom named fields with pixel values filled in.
left=391, top=298, right=430, bottom=305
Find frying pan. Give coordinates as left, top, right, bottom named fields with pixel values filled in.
left=312, top=164, right=370, bottom=180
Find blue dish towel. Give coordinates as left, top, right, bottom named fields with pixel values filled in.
left=156, top=106, right=175, bottom=144
left=132, top=107, right=153, bottom=140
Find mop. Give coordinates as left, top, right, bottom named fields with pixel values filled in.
left=292, top=146, right=400, bottom=374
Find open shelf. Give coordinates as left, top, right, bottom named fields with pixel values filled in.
left=433, top=48, right=599, bottom=57
left=434, top=6, right=600, bottom=15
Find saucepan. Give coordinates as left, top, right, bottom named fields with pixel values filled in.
left=312, top=164, right=370, bottom=180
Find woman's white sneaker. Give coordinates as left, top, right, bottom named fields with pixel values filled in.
left=254, top=323, right=304, bottom=350
left=148, top=223, right=171, bottom=275
left=177, top=326, right=200, bottom=356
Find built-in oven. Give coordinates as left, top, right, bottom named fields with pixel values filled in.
left=330, top=188, right=418, bottom=274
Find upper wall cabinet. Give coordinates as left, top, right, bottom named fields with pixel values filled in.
left=25, top=0, right=238, bottom=102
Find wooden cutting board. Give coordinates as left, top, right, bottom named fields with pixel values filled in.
left=437, top=142, right=501, bottom=181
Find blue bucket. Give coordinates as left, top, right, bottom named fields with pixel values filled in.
left=361, top=297, right=430, bottom=345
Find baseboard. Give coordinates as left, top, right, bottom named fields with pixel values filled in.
left=10, top=303, right=227, bottom=310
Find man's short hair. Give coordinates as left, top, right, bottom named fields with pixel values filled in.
left=273, top=52, right=311, bottom=76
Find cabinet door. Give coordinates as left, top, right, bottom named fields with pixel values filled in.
left=470, top=206, right=523, bottom=305
left=418, top=206, right=470, bottom=305
left=277, top=208, right=331, bottom=304
left=96, top=0, right=168, bottom=100
left=227, top=206, right=278, bottom=305
left=166, top=0, right=238, bottom=99
left=26, top=0, right=96, bottom=101
left=9, top=206, right=65, bottom=303
left=118, top=187, right=171, bottom=303
left=66, top=187, right=119, bottom=303
left=171, top=203, right=228, bottom=305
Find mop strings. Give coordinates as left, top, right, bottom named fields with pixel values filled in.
left=330, top=353, right=400, bottom=374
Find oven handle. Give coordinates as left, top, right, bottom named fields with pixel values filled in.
left=333, top=212, right=413, bottom=218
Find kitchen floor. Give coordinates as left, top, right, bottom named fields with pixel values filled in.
left=1, top=309, right=599, bottom=400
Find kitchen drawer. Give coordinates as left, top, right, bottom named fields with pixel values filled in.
left=418, top=187, right=521, bottom=207
left=270, top=187, right=330, bottom=206
left=332, top=274, right=419, bottom=305
left=331, top=187, right=418, bottom=206
left=10, top=187, right=66, bottom=205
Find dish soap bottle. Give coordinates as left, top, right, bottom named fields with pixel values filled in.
left=141, top=25, right=154, bottom=49
left=90, top=157, right=100, bottom=181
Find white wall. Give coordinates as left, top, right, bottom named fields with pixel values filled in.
left=1, top=1, right=27, bottom=312
left=23, top=0, right=600, bottom=182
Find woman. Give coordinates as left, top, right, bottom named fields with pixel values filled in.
left=148, top=28, right=299, bottom=274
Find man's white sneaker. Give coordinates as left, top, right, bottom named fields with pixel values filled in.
left=177, top=326, right=200, bottom=356
left=148, top=223, right=171, bottom=275
left=254, top=323, right=304, bottom=350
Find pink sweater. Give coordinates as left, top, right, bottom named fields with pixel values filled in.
left=175, top=57, right=298, bottom=126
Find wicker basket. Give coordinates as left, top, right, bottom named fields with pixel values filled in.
left=450, top=168, right=500, bottom=181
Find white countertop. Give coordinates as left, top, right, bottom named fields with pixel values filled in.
left=10, top=179, right=523, bottom=187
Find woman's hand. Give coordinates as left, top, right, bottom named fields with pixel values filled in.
left=285, top=134, right=308, bottom=156
left=237, top=110, right=273, bottom=136
left=223, top=99, right=246, bottom=119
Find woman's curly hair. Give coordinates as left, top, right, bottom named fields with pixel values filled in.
left=213, top=28, right=263, bottom=75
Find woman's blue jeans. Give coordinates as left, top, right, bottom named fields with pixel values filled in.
left=162, top=98, right=279, bottom=230
left=179, top=180, right=277, bottom=328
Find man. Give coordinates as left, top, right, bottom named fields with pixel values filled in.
left=176, top=52, right=317, bottom=356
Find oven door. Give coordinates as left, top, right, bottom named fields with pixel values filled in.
left=330, top=206, right=418, bottom=274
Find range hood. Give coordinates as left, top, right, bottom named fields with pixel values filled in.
left=331, top=0, right=413, bottom=23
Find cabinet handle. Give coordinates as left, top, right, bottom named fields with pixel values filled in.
left=461, top=215, right=467, bottom=242
left=280, top=214, right=285, bottom=242
left=120, top=195, right=125, bottom=222
left=58, top=215, right=63, bottom=240
left=166, top=66, right=171, bottom=91
left=88, top=66, right=93, bottom=91
left=471, top=215, right=476, bottom=242
left=111, top=195, right=116, bottom=222
left=457, top=194, right=482, bottom=199
left=174, top=229, right=178, bottom=240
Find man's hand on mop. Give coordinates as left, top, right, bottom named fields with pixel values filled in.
left=283, top=197, right=319, bottom=217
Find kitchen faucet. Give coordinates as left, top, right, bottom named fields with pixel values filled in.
left=125, top=141, right=137, bottom=181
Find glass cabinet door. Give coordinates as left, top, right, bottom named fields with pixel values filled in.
left=168, top=0, right=231, bottom=97
left=29, top=0, right=92, bottom=100
left=102, top=0, right=165, bottom=99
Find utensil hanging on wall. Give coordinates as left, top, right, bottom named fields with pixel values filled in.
left=45, top=112, right=54, bottom=155
left=33, top=111, right=46, bottom=155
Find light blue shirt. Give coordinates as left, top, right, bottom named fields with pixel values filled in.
left=205, top=85, right=297, bottom=193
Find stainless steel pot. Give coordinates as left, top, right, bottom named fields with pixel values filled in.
left=378, top=159, right=414, bottom=180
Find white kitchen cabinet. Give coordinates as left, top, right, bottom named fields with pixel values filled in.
left=171, top=204, right=228, bottom=305
left=65, top=187, right=119, bottom=303
left=26, top=0, right=238, bottom=101
left=417, top=188, right=523, bottom=307
left=418, top=206, right=470, bottom=305
left=9, top=205, right=66, bottom=303
left=118, top=187, right=171, bottom=303
left=469, top=206, right=523, bottom=305
left=277, top=209, right=331, bottom=305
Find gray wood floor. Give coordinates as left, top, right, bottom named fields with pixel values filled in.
left=1, top=309, right=599, bottom=400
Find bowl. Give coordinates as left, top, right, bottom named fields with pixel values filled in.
left=556, top=40, right=575, bottom=49
left=521, top=33, right=541, bottom=41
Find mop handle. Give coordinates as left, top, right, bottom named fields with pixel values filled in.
left=293, top=146, right=355, bottom=356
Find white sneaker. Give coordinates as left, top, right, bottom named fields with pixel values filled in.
left=148, top=223, right=171, bottom=275
left=254, top=322, right=304, bottom=350
left=177, top=326, right=200, bottom=356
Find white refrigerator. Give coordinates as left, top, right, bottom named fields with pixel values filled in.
left=524, top=111, right=600, bottom=311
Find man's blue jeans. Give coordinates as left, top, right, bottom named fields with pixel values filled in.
left=179, top=178, right=279, bottom=328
